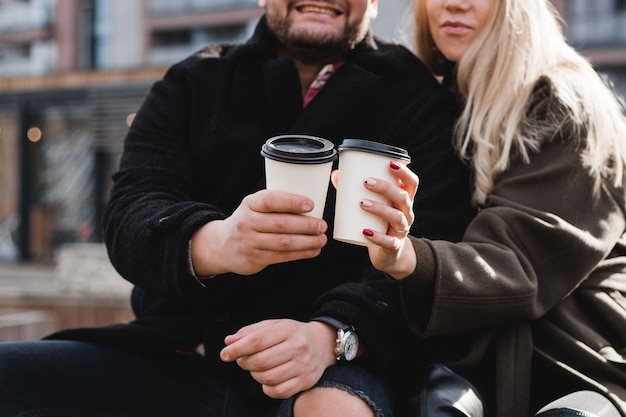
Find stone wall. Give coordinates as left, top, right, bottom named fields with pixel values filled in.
left=55, top=243, right=133, bottom=297
left=0, top=243, right=135, bottom=341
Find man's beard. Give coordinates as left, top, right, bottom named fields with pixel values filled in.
left=269, top=17, right=365, bottom=64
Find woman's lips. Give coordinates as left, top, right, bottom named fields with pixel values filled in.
left=441, top=21, right=473, bottom=34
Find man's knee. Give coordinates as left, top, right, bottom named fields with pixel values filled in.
left=294, top=386, right=376, bottom=417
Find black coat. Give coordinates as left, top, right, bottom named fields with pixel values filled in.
left=48, top=17, right=476, bottom=400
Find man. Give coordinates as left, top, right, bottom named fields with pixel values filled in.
left=0, top=1, right=475, bottom=416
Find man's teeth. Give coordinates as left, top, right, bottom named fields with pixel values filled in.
left=298, top=6, right=337, bottom=15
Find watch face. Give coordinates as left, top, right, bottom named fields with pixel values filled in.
left=344, top=332, right=358, bottom=361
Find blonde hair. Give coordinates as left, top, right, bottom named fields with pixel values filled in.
left=413, top=0, right=626, bottom=204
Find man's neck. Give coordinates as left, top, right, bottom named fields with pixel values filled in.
left=293, top=60, right=329, bottom=96
left=275, top=48, right=340, bottom=95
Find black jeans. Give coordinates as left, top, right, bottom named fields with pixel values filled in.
left=0, top=340, right=393, bottom=417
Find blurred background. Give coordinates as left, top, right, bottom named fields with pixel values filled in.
left=0, top=0, right=624, bottom=340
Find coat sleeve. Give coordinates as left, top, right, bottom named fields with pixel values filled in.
left=103, top=56, right=226, bottom=299
left=399, top=112, right=626, bottom=338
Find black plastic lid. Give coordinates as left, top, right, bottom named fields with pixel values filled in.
left=261, top=135, right=337, bottom=164
left=337, top=139, right=410, bottom=162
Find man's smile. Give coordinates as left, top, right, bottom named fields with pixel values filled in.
left=297, top=5, right=340, bottom=15
left=294, top=2, right=343, bottom=17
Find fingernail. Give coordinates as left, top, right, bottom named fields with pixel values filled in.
left=362, top=229, right=374, bottom=237
left=390, top=161, right=401, bottom=170
left=360, top=200, right=372, bottom=207
left=302, top=200, right=313, bottom=212
left=364, top=178, right=377, bottom=186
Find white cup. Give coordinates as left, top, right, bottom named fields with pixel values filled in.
left=333, top=139, right=411, bottom=246
left=261, top=135, right=337, bottom=218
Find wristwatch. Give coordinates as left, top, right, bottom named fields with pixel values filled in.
left=312, top=316, right=359, bottom=363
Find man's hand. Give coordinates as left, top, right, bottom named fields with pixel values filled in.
left=220, top=319, right=337, bottom=399
left=191, top=190, right=328, bottom=276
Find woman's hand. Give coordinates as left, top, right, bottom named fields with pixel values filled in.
left=331, top=161, right=418, bottom=279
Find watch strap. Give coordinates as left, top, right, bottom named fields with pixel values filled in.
left=311, top=316, right=350, bottom=332
left=311, top=316, right=355, bottom=362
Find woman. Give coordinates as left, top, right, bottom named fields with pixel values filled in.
left=355, top=0, right=626, bottom=415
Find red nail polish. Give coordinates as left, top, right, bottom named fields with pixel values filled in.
left=362, top=229, right=374, bottom=237
left=390, top=161, right=401, bottom=170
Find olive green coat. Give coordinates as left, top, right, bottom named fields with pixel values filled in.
left=399, top=77, right=626, bottom=416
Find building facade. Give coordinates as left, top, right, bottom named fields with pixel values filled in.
left=0, top=0, right=264, bottom=262
left=552, top=0, right=626, bottom=97
left=0, top=0, right=624, bottom=263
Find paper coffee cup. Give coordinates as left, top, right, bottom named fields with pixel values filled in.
left=333, top=139, right=411, bottom=246
left=261, top=135, right=337, bottom=218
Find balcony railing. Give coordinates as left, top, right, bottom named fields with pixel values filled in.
left=147, top=0, right=258, bottom=15
left=568, top=11, right=626, bottom=46
left=0, top=41, right=54, bottom=76
left=147, top=23, right=254, bottom=66
left=0, top=1, right=53, bottom=33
